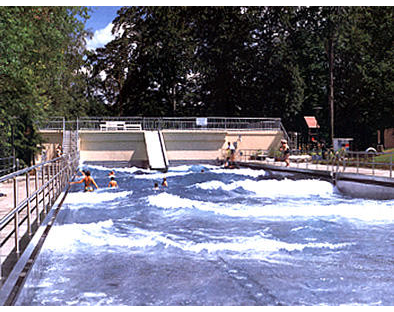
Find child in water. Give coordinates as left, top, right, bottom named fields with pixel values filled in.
left=108, top=177, right=118, bottom=188
left=161, top=177, right=168, bottom=187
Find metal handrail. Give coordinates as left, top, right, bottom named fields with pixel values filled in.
left=0, top=157, right=19, bottom=176
left=0, top=153, right=79, bottom=282
left=40, top=116, right=284, bottom=131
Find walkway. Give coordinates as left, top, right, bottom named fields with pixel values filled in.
left=244, top=158, right=393, bottom=179
left=0, top=158, right=71, bottom=284
left=0, top=176, right=48, bottom=274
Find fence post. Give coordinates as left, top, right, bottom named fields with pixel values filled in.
left=35, top=168, right=40, bottom=225
left=13, top=176, right=20, bottom=256
left=46, top=164, right=51, bottom=213
left=372, top=155, right=375, bottom=176
left=25, top=172, right=32, bottom=236
left=390, top=154, right=392, bottom=179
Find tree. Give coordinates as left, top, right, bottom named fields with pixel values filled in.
left=333, top=6, right=393, bottom=148
left=0, top=7, right=92, bottom=165
left=90, top=6, right=306, bottom=122
left=89, top=7, right=197, bottom=116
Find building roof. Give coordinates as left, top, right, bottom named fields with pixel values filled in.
left=304, top=116, right=319, bottom=128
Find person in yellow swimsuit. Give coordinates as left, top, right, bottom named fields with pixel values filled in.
left=71, top=170, right=99, bottom=192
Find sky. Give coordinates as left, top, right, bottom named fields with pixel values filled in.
left=85, top=6, right=123, bottom=50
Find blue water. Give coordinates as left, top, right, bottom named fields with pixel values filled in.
left=16, top=164, right=394, bottom=305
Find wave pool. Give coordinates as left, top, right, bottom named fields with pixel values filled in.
left=15, top=164, right=394, bottom=305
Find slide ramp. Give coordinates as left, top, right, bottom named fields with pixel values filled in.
left=144, top=131, right=168, bottom=171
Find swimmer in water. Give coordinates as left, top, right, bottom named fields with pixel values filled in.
left=108, top=170, right=116, bottom=178
left=153, top=182, right=159, bottom=190
left=71, top=170, right=99, bottom=192
left=161, top=177, right=168, bottom=187
left=108, top=176, right=118, bottom=188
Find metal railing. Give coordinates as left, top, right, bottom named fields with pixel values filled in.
left=0, top=152, right=79, bottom=282
left=40, top=117, right=284, bottom=132
left=236, top=149, right=394, bottom=178
left=337, top=151, right=393, bottom=178
left=0, top=157, right=19, bottom=177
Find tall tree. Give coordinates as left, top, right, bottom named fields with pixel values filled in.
left=0, top=6, right=91, bottom=165
left=87, top=6, right=393, bottom=148
left=334, top=6, right=393, bottom=148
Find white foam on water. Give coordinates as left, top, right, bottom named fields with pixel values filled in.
left=210, top=167, right=265, bottom=178
left=182, top=235, right=352, bottom=257
left=169, top=164, right=195, bottom=172
left=64, top=190, right=132, bottom=206
left=43, top=219, right=352, bottom=261
left=43, top=220, right=182, bottom=252
left=135, top=164, right=265, bottom=178
left=193, top=180, right=236, bottom=191
left=146, top=191, right=394, bottom=223
left=194, top=178, right=334, bottom=198
left=79, top=164, right=150, bottom=175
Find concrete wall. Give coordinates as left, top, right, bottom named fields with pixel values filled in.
left=163, top=131, right=226, bottom=161
left=164, top=130, right=283, bottom=161
left=79, top=131, right=148, bottom=167
left=39, top=129, right=284, bottom=166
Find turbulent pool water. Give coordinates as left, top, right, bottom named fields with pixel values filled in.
left=16, top=164, right=394, bottom=306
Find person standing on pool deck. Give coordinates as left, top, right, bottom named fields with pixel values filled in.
left=71, top=170, right=99, bottom=192
left=279, top=139, right=290, bottom=167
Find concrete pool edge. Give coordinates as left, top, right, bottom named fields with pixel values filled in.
left=236, top=161, right=394, bottom=200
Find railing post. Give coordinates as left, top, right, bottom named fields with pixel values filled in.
left=50, top=163, right=54, bottom=205
left=356, top=153, right=359, bottom=174
left=13, top=176, right=20, bottom=256
left=41, top=165, right=46, bottom=217
left=35, top=168, right=40, bottom=225
left=55, top=160, right=59, bottom=197
left=25, top=172, right=32, bottom=236
left=390, top=154, right=392, bottom=178
left=46, top=164, right=51, bottom=212
left=372, top=155, right=375, bottom=176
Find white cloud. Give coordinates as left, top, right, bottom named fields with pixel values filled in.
left=86, top=23, right=116, bottom=50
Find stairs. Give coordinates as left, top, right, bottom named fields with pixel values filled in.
left=62, top=130, right=78, bottom=155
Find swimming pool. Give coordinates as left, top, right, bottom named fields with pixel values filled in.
left=15, top=164, right=394, bottom=305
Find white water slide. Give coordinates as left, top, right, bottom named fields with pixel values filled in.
left=144, top=131, right=169, bottom=171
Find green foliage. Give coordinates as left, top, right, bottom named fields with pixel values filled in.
left=78, top=6, right=394, bottom=150
left=0, top=6, right=94, bottom=165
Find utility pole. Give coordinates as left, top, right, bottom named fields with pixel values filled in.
left=327, top=6, right=341, bottom=148
left=172, top=85, right=176, bottom=114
